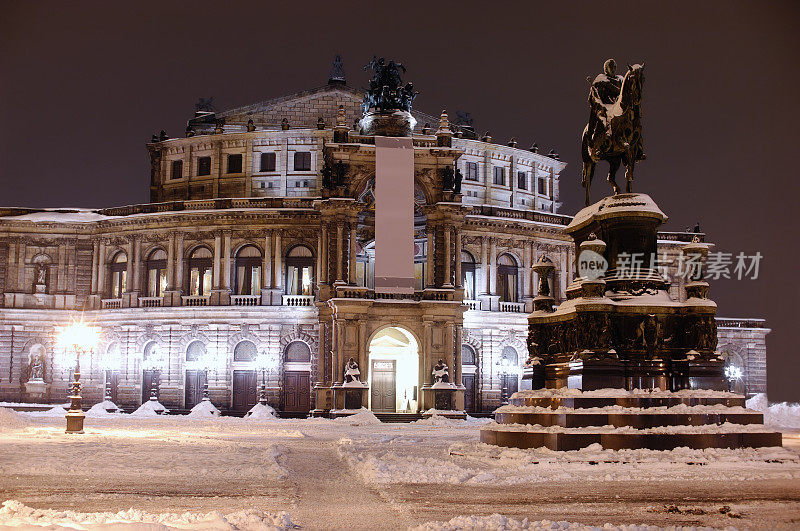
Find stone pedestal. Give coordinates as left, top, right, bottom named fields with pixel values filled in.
left=331, top=381, right=369, bottom=412
left=23, top=379, right=49, bottom=402
left=421, top=382, right=465, bottom=417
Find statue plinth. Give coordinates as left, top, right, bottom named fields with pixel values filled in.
left=528, top=193, right=724, bottom=392
left=359, top=110, right=416, bottom=137
left=24, top=378, right=49, bottom=401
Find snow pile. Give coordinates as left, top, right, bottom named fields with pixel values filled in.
left=0, top=499, right=294, bottom=530
left=481, top=420, right=775, bottom=435
left=333, top=408, right=381, bottom=426
left=746, top=393, right=800, bottom=428
left=511, top=388, right=738, bottom=400
left=130, top=399, right=169, bottom=417
left=411, top=513, right=722, bottom=530
left=415, top=414, right=466, bottom=427
left=25, top=405, right=68, bottom=417
left=187, top=400, right=221, bottom=418
left=86, top=400, right=121, bottom=417
left=245, top=402, right=278, bottom=420
left=0, top=407, right=31, bottom=431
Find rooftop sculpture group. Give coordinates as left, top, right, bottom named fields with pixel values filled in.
left=361, top=56, right=418, bottom=115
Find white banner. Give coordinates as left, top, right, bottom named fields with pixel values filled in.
left=374, top=136, right=415, bottom=293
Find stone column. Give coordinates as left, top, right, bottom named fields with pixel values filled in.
left=212, top=233, right=222, bottom=290
left=125, top=239, right=134, bottom=292
left=489, top=238, right=497, bottom=295
left=273, top=231, right=283, bottom=291
left=358, top=320, right=368, bottom=383
left=91, top=241, right=100, bottom=294
left=316, top=230, right=324, bottom=286
left=445, top=322, right=455, bottom=379
left=426, top=225, right=434, bottom=287
left=422, top=321, right=432, bottom=386
left=348, top=222, right=357, bottom=285
left=97, top=240, right=106, bottom=296
left=16, top=241, right=26, bottom=292
left=479, top=236, right=488, bottom=295
left=443, top=225, right=452, bottom=288
left=174, top=233, right=184, bottom=294
left=454, top=229, right=462, bottom=289
left=222, top=231, right=232, bottom=290
left=261, top=231, right=272, bottom=305
left=522, top=241, right=531, bottom=298
left=454, top=324, right=463, bottom=388
left=320, top=225, right=328, bottom=284
left=166, top=232, right=175, bottom=291
left=335, top=224, right=344, bottom=283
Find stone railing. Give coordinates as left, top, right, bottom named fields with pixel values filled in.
left=101, top=298, right=122, bottom=309
left=182, top=295, right=209, bottom=307
left=463, top=299, right=482, bottom=311
left=231, top=295, right=260, bottom=306
left=282, top=294, right=315, bottom=307
left=657, top=231, right=706, bottom=243
left=468, top=205, right=572, bottom=226
left=499, top=301, right=525, bottom=313
left=139, top=297, right=162, bottom=308
left=716, top=317, right=768, bottom=329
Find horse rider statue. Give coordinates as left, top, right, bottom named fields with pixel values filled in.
left=581, top=58, right=646, bottom=206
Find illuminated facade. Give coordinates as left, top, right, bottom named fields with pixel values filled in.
left=0, top=64, right=768, bottom=414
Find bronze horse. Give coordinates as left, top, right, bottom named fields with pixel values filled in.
left=581, top=63, right=645, bottom=206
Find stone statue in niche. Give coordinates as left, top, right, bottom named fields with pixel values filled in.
left=344, top=357, right=361, bottom=384
left=29, top=345, right=45, bottom=381
left=33, top=263, right=48, bottom=293
left=432, top=359, right=450, bottom=384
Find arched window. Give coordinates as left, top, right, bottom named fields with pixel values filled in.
left=142, top=341, right=162, bottom=368
left=286, top=246, right=314, bottom=296
left=110, top=252, right=127, bottom=298
left=146, top=249, right=167, bottom=297
left=235, top=245, right=262, bottom=295
left=284, top=341, right=311, bottom=363
left=186, top=340, right=206, bottom=363
left=102, top=342, right=121, bottom=371
left=233, top=340, right=257, bottom=362
left=461, top=344, right=476, bottom=366
left=501, top=346, right=518, bottom=366
left=188, top=247, right=212, bottom=296
left=461, top=251, right=476, bottom=300
left=497, top=254, right=519, bottom=303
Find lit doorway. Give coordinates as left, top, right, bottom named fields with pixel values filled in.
left=368, top=327, right=419, bottom=413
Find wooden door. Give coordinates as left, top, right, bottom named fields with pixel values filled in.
left=283, top=371, right=311, bottom=413
left=105, top=370, right=120, bottom=403
left=370, top=360, right=396, bottom=412
left=232, top=370, right=258, bottom=411
left=142, top=369, right=160, bottom=403
left=185, top=370, right=206, bottom=409
left=462, top=373, right=476, bottom=413
left=501, top=374, right=518, bottom=401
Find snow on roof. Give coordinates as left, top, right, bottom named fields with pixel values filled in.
left=1, top=210, right=110, bottom=223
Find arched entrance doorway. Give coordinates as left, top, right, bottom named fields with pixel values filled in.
left=368, top=327, right=419, bottom=413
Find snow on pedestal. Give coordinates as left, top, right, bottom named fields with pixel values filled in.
left=245, top=402, right=277, bottom=420
left=86, top=400, right=121, bottom=417
left=188, top=400, right=221, bottom=418
left=130, top=399, right=169, bottom=417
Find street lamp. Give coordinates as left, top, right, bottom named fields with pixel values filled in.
left=254, top=352, right=274, bottom=405
left=57, top=318, right=100, bottom=434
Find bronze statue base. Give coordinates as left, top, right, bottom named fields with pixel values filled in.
left=359, top=110, right=416, bottom=137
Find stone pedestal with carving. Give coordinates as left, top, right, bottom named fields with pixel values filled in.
left=23, top=378, right=49, bottom=402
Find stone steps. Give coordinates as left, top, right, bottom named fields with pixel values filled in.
left=494, top=410, right=764, bottom=429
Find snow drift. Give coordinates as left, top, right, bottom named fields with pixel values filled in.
left=746, top=393, right=800, bottom=428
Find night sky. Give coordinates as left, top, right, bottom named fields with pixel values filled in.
left=1, top=1, right=797, bottom=400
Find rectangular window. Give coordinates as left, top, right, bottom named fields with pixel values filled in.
left=465, top=162, right=479, bottom=181
left=493, top=166, right=505, bottom=186
left=538, top=178, right=547, bottom=195
left=227, top=154, right=243, bottom=174
left=517, top=171, right=526, bottom=190
left=197, top=156, right=211, bottom=176
left=259, top=152, right=276, bottom=172
left=293, top=152, right=311, bottom=171
left=171, top=160, right=183, bottom=180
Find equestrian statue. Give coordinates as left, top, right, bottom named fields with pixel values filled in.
left=581, top=59, right=646, bottom=206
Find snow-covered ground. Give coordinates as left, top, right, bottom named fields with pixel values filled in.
left=1, top=407, right=799, bottom=529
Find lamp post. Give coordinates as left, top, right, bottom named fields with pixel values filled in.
left=254, top=352, right=273, bottom=406
left=57, top=318, right=100, bottom=434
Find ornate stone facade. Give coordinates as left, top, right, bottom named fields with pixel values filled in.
left=0, top=71, right=768, bottom=414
